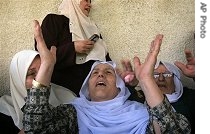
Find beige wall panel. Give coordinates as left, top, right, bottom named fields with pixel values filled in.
left=0, top=0, right=194, bottom=95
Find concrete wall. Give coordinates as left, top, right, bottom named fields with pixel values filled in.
left=0, top=0, right=195, bottom=96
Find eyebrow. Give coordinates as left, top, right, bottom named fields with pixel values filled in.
left=92, top=67, right=115, bottom=72
left=28, top=68, right=36, bottom=71
left=26, top=68, right=36, bottom=75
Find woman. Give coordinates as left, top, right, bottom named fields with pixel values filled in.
left=35, top=0, right=111, bottom=96
left=70, top=61, right=190, bottom=133
left=154, top=61, right=195, bottom=134
left=0, top=49, right=76, bottom=133
left=120, top=53, right=195, bottom=134
left=22, top=21, right=191, bottom=133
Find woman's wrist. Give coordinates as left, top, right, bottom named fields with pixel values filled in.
left=32, top=79, right=48, bottom=88
left=35, top=63, right=54, bottom=87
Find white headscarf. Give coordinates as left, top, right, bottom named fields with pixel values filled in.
left=58, top=0, right=108, bottom=64
left=155, top=61, right=183, bottom=103
left=0, top=50, right=76, bottom=129
left=71, top=61, right=149, bottom=134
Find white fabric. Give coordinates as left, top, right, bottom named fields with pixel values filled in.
left=71, top=61, right=149, bottom=134
left=58, top=0, right=107, bottom=64
left=155, top=61, right=183, bottom=103
left=0, top=50, right=76, bottom=129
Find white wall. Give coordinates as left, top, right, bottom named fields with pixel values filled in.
left=0, top=0, right=195, bottom=96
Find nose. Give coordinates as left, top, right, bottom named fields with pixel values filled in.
left=88, top=4, right=91, bottom=8
left=98, top=72, right=104, bottom=78
left=87, top=1, right=91, bottom=7
left=158, top=73, right=165, bottom=81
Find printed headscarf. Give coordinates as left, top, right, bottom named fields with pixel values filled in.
left=71, top=61, right=149, bottom=134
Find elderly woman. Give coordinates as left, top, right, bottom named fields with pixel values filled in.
left=22, top=20, right=191, bottom=133
left=120, top=52, right=195, bottom=133
left=154, top=60, right=195, bottom=134
left=0, top=41, right=75, bottom=133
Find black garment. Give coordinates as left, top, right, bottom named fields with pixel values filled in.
left=171, top=87, right=195, bottom=134
left=127, top=85, right=145, bottom=103
left=0, top=112, right=20, bottom=134
left=35, top=14, right=111, bottom=96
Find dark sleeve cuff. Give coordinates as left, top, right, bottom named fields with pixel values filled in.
left=25, top=87, right=50, bottom=105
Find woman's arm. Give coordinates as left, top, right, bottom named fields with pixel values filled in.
left=133, top=34, right=191, bottom=133
left=146, top=96, right=191, bottom=133
left=33, top=19, right=56, bottom=86
left=133, top=34, right=164, bottom=107
left=22, top=87, right=77, bottom=134
left=22, top=20, right=78, bottom=134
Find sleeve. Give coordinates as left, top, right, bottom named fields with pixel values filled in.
left=99, top=33, right=112, bottom=61
left=127, top=85, right=145, bottom=103
left=105, top=53, right=112, bottom=61
left=22, top=87, right=78, bottom=134
left=35, top=14, right=76, bottom=69
left=145, top=96, right=191, bottom=134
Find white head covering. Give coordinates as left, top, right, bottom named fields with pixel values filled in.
left=71, top=61, right=149, bottom=134
left=0, top=50, right=76, bottom=129
left=58, top=0, right=108, bottom=64
left=155, top=61, right=183, bottom=103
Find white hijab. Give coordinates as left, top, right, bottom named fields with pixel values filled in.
left=155, top=61, right=183, bottom=103
left=71, top=61, right=149, bottom=134
left=58, top=0, right=108, bottom=64
left=0, top=50, right=76, bottom=129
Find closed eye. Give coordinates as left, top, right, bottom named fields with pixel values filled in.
left=26, top=69, right=37, bottom=77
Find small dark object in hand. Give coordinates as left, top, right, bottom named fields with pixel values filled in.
left=89, top=34, right=99, bottom=43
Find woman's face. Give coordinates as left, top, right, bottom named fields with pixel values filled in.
left=79, top=0, right=91, bottom=16
left=88, top=63, right=119, bottom=102
left=154, top=64, right=175, bottom=94
left=25, top=56, right=41, bottom=89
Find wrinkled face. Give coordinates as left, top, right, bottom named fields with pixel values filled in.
left=79, top=0, right=91, bottom=16
left=154, top=64, right=175, bottom=94
left=25, top=56, right=41, bottom=89
left=88, top=63, right=119, bottom=102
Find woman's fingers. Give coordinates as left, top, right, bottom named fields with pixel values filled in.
left=33, top=20, right=47, bottom=52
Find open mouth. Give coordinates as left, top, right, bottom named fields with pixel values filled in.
left=85, top=8, right=90, bottom=13
left=157, top=84, right=166, bottom=88
left=96, top=81, right=106, bottom=87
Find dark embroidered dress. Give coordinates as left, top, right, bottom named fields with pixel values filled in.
left=22, top=87, right=78, bottom=134
left=22, top=87, right=191, bottom=134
